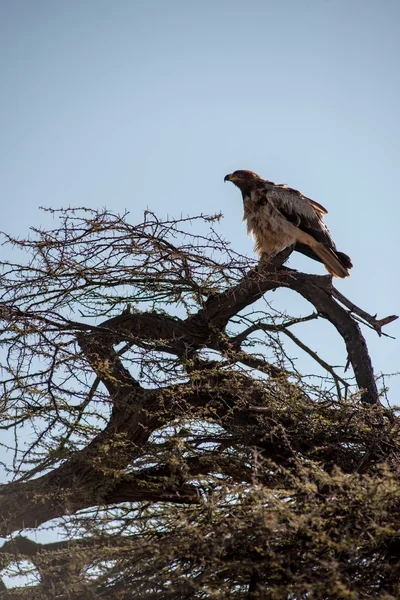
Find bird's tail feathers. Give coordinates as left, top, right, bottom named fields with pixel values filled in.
left=311, top=243, right=351, bottom=278
left=335, top=250, right=353, bottom=270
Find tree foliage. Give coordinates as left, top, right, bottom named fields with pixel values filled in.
left=0, top=208, right=398, bottom=599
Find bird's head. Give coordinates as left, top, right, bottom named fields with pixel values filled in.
left=224, top=170, right=264, bottom=194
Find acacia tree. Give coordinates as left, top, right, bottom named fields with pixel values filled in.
left=0, top=208, right=398, bottom=599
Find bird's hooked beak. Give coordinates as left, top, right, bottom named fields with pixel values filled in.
left=224, top=173, right=234, bottom=182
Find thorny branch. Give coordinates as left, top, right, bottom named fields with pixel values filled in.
left=331, top=287, right=398, bottom=336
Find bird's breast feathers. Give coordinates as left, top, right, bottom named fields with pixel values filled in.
left=243, top=188, right=300, bottom=255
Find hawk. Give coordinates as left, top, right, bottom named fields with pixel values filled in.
left=224, top=170, right=352, bottom=278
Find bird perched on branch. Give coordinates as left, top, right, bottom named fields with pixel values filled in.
left=224, top=170, right=352, bottom=278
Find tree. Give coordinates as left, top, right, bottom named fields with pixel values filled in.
left=0, top=207, right=398, bottom=599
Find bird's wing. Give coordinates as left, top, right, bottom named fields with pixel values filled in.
left=308, top=198, right=328, bottom=217
left=265, top=182, right=336, bottom=249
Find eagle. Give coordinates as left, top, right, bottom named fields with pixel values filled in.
left=224, top=170, right=352, bottom=278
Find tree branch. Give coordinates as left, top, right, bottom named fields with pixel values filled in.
left=188, top=255, right=389, bottom=404
left=331, top=287, right=398, bottom=336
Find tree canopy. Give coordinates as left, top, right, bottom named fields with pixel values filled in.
left=0, top=208, right=398, bottom=599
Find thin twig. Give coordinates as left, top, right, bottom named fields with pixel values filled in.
left=332, top=287, right=398, bottom=337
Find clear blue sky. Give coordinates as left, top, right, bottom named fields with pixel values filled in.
left=1, top=0, right=399, bottom=400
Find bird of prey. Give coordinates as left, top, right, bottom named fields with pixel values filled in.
left=224, top=170, right=352, bottom=278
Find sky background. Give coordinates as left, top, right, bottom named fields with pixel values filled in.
left=0, top=0, right=399, bottom=393
left=1, top=0, right=399, bottom=384
left=0, top=0, right=399, bottom=568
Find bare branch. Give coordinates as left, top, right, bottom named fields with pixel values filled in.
left=332, top=287, right=398, bottom=336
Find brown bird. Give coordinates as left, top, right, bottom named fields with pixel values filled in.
left=224, top=170, right=352, bottom=278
